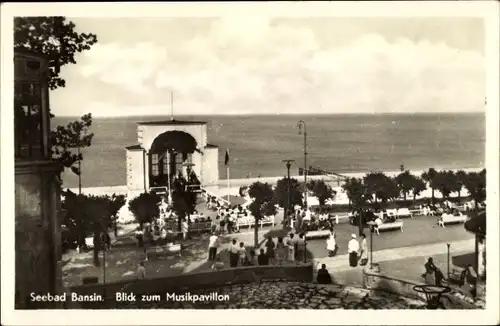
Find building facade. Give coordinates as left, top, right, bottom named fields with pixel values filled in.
left=125, top=120, right=219, bottom=197
left=14, top=50, right=64, bottom=308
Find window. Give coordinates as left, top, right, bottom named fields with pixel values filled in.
left=162, top=152, right=169, bottom=174
left=175, top=153, right=184, bottom=165
left=175, top=153, right=185, bottom=174
left=14, top=81, right=43, bottom=159
left=151, top=154, right=159, bottom=176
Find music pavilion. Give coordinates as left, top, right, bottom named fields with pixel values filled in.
left=125, top=118, right=220, bottom=196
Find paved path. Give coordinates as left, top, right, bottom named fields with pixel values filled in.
left=313, top=238, right=474, bottom=271
left=181, top=229, right=274, bottom=273
left=311, top=239, right=474, bottom=287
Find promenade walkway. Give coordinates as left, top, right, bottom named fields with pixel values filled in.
left=312, top=238, right=474, bottom=287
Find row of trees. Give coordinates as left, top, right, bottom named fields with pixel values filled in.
left=245, top=177, right=336, bottom=246
left=246, top=168, right=486, bottom=246
left=342, top=168, right=486, bottom=209
left=62, top=191, right=125, bottom=265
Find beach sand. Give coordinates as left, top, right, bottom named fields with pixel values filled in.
left=68, top=167, right=482, bottom=203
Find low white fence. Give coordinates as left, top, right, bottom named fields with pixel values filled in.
left=200, top=187, right=231, bottom=206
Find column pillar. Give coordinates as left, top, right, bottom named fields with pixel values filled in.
left=144, top=150, right=150, bottom=192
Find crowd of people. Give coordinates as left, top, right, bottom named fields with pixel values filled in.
left=206, top=231, right=308, bottom=270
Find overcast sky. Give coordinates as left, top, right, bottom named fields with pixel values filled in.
left=50, top=16, right=485, bottom=117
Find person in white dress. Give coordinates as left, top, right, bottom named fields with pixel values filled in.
left=326, top=229, right=337, bottom=257
left=359, top=233, right=368, bottom=266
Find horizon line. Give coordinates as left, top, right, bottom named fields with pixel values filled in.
left=53, top=111, right=485, bottom=118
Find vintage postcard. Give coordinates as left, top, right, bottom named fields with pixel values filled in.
left=1, top=1, right=499, bottom=325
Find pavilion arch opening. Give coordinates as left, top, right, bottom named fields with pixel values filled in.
left=149, top=130, right=200, bottom=188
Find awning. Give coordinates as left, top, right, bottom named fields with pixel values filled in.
left=464, top=211, right=486, bottom=236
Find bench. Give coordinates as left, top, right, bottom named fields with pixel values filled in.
left=147, top=243, right=182, bottom=260
left=237, top=216, right=275, bottom=229
left=385, top=209, right=398, bottom=218
left=438, top=214, right=467, bottom=227
left=374, top=220, right=403, bottom=234
left=305, top=229, right=331, bottom=239
left=396, top=208, right=413, bottom=219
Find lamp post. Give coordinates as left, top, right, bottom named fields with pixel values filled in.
left=282, top=159, right=295, bottom=226
left=367, top=221, right=376, bottom=269
left=297, top=120, right=308, bottom=208
left=166, top=150, right=174, bottom=204
left=446, top=243, right=450, bottom=279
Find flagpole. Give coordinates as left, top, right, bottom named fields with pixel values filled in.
left=227, top=165, right=230, bottom=203
left=226, top=149, right=230, bottom=203
left=166, top=150, right=172, bottom=204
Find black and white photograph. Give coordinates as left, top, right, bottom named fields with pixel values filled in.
left=1, top=1, right=499, bottom=325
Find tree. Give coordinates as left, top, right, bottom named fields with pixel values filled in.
left=421, top=168, right=438, bottom=206
left=395, top=171, right=416, bottom=201
left=454, top=170, right=468, bottom=204
left=61, top=191, right=115, bottom=266
left=61, top=190, right=88, bottom=248
left=14, top=17, right=98, bottom=90
left=171, top=179, right=198, bottom=231
left=446, top=171, right=462, bottom=202
left=105, top=193, right=126, bottom=236
left=363, top=172, right=400, bottom=207
left=342, top=177, right=367, bottom=209
left=307, top=179, right=335, bottom=212
left=51, top=114, right=94, bottom=191
left=410, top=177, right=427, bottom=203
left=463, top=170, right=486, bottom=209
left=342, top=177, right=371, bottom=235
left=85, top=195, right=114, bottom=266
left=248, top=182, right=277, bottom=247
left=433, top=170, right=460, bottom=201
left=14, top=17, right=98, bottom=183
left=274, top=177, right=303, bottom=211
left=128, top=192, right=162, bottom=227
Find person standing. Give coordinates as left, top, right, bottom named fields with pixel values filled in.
left=359, top=233, right=368, bottom=266
left=213, top=216, right=220, bottom=234
left=258, top=248, right=269, bottom=265
left=276, top=237, right=287, bottom=265
left=219, top=216, right=226, bottom=235
left=227, top=213, right=234, bottom=234
left=348, top=234, right=360, bottom=267
left=228, top=239, right=239, bottom=267
left=286, top=233, right=296, bottom=262
left=181, top=218, right=189, bottom=240
left=136, top=261, right=146, bottom=280
left=326, top=228, right=337, bottom=257
left=265, top=236, right=276, bottom=265
left=296, top=233, right=306, bottom=262
left=135, top=227, right=144, bottom=248
left=238, top=242, right=247, bottom=266
left=208, top=233, right=219, bottom=261
left=292, top=232, right=299, bottom=261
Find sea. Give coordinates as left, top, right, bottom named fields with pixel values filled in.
left=52, top=113, right=485, bottom=189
